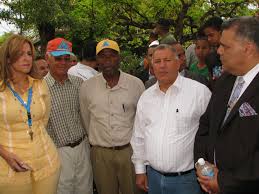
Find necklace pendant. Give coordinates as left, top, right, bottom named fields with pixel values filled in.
left=28, top=130, right=33, bottom=141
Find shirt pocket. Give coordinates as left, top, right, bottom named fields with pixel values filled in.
left=175, top=113, right=193, bottom=135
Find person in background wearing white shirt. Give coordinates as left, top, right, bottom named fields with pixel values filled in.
left=68, top=40, right=98, bottom=80
left=131, top=44, right=211, bottom=194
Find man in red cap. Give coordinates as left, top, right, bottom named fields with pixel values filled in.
left=45, top=38, right=93, bottom=194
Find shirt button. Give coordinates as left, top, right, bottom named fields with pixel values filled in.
left=111, top=114, right=114, bottom=116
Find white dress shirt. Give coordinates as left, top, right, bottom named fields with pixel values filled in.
left=68, top=62, right=98, bottom=80
left=232, top=63, right=259, bottom=101
left=131, top=75, right=211, bottom=174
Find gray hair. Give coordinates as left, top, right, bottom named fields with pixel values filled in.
left=222, top=16, right=259, bottom=49
left=153, top=44, right=179, bottom=60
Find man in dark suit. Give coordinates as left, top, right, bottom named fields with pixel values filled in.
left=194, top=16, right=259, bottom=194
left=145, top=42, right=209, bottom=89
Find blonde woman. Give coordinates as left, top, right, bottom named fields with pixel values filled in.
left=0, top=35, right=60, bottom=194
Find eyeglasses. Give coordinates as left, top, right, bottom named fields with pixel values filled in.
left=54, top=56, right=71, bottom=62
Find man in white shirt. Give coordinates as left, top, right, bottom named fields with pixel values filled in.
left=131, top=44, right=211, bottom=194
left=68, top=41, right=98, bottom=80
left=145, top=41, right=210, bottom=89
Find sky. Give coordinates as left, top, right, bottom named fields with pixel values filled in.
left=0, top=3, right=18, bottom=35
left=0, top=20, right=17, bottom=35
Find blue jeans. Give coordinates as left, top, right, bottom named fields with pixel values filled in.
left=147, top=166, right=203, bottom=194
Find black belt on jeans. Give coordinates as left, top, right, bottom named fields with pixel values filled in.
left=150, top=166, right=194, bottom=177
left=65, top=136, right=85, bottom=148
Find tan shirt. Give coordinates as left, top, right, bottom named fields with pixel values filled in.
left=79, top=71, right=145, bottom=147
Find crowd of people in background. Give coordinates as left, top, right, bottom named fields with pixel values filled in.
left=0, top=14, right=258, bottom=194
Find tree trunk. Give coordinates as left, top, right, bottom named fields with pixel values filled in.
left=37, top=22, right=55, bottom=55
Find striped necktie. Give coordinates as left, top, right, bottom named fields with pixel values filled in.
left=223, top=76, right=245, bottom=123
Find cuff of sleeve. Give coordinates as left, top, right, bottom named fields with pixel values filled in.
left=134, top=163, right=146, bottom=174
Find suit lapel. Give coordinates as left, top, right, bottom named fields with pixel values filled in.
left=222, top=72, right=259, bottom=129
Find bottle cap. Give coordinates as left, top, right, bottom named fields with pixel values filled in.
left=198, top=158, right=205, bottom=165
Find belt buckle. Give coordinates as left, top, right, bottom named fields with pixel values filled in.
left=111, top=146, right=118, bottom=150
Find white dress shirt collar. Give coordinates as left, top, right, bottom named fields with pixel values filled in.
left=154, top=73, right=182, bottom=94
left=235, top=63, right=259, bottom=98
left=240, top=63, right=259, bottom=85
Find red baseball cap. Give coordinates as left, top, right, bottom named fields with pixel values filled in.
left=46, top=38, right=74, bottom=56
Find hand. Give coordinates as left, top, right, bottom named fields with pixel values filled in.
left=196, top=166, right=209, bottom=192
left=136, top=173, right=148, bottom=192
left=1, top=150, right=31, bottom=172
left=197, top=166, right=220, bottom=194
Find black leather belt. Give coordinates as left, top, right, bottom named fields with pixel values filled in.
left=161, top=169, right=194, bottom=177
left=95, top=143, right=130, bottom=150
left=151, top=166, right=194, bottom=177
left=65, top=136, right=85, bottom=148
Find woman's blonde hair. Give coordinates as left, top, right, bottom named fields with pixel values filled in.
left=0, top=34, right=35, bottom=91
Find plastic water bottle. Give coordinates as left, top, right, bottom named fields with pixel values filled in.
left=195, top=158, right=214, bottom=178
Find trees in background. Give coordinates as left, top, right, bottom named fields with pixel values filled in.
left=0, top=32, right=12, bottom=45
left=0, top=0, right=257, bottom=56
left=102, top=0, right=257, bottom=51
left=0, top=0, right=73, bottom=54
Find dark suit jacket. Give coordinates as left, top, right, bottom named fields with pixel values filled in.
left=144, top=70, right=210, bottom=89
left=194, top=72, right=259, bottom=194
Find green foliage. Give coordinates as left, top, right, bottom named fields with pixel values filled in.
left=67, top=0, right=111, bottom=40
left=120, top=50, right=142, bottom=74
left=0, top=0, right=257, bottom=56
left=0, top=32, right=13, bottom=45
